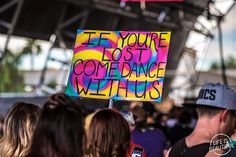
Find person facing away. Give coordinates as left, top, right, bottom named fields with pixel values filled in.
left=168, top=83, right=236, bottom=157
left=27, top=93, right=85, bottom=157
left=0, top=102, right=41, bottom=157
left=85, top=109, right=131, bottom=157
left=120, top=110, right=148, bottom=157
left=131, top=105, right=169, bottom=157
left=167, top=110, right=193, bottom=146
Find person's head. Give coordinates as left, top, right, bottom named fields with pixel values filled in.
left=196, top=106, right=235, bottom=136
left=130, top=101, right=143, bottom=109
left=143, top=102, right=156, bottom=117
left=131, top=105, right=146, bottom=124
left=178, top=110, right=192, bottom=125
left=27, top=93, right=84, bottom=157
left=0, top=102, right=41, bottom=157
left=195, top=83, right=236, bottom=136
left=120, top=111, right=136, bottom=131
left=0, top=115, right=4, bottom=138
left=86, top=109, right=131, bottom=157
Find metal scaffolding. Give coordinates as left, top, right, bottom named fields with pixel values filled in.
left=0, top=0, right=234, bottom=96
left=0, top=0, right=24, bottom=63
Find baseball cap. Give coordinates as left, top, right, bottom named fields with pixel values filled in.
left=196, top=83, right=236, bottom=110
left=120, top=111, right=136, bottom=126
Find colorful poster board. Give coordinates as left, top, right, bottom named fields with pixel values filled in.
left=66, top=29, right=171, bottom=102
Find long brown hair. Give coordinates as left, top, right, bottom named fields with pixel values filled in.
left=0, top=102, right=41, bottom=157
left=86, top=109, right=131, bottom=157
left=27, top=93, right=85, bottom=157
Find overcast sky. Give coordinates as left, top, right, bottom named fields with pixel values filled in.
left=195, top=3, right=236, bottom=71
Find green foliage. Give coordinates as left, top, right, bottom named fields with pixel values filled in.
left=47, top=79, right=57, bottom=89
left=210, top=56, right=236, bottom=70
left=226, top=56, right=236, bottom=69
left=0, top=39, right=42, bottom=92
left=0, top=50, right=24, bottom=92
left=210, top=62, right=219, bottom=70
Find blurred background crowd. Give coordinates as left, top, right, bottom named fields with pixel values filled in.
left=0, top=93, right=197, bottom=157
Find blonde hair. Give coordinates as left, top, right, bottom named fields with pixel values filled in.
left=0, top=102, right=40, bottom=157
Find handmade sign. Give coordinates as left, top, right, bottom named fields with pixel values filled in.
left=66, top=29, right=171, bottom=102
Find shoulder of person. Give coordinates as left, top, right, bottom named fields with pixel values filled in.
left=205, top=151, right=222, bottom=157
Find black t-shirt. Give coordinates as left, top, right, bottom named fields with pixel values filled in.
left=169, top=138, right=210, bottom=157
left=168, top=124, right=193, bottom=146
left=223, top=148, right=236, bottom=157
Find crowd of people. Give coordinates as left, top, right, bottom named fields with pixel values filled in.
left=0, top=83, right=236, bottom=157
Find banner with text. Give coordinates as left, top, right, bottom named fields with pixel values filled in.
left=65, top=29, right=171, bottom=102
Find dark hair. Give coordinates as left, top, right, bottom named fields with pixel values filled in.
left=27, top=93, right=84, bottom=157
left=0, top=102, right=40, bottom=157
left=0, top=115, right=4, bottom=138
left=178, top=111, right=192, bottom=125
left=86, top=109, right=131, bottom=157
left=196, top=106, right=223, bottom=117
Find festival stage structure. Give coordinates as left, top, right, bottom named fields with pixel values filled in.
left=0, top=0, right=235, bottom=97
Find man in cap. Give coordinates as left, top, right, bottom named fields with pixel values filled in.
left=168, top=83, right=236, bottom=157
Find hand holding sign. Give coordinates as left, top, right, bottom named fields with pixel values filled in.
left=66, top=30, right=171, bottom=102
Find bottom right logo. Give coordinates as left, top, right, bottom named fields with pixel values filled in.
left=209, top=133, right=234, bottom=156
